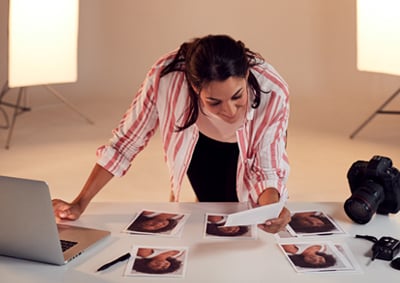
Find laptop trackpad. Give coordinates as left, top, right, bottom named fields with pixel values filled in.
left=57, top=224, right=110, bottom=262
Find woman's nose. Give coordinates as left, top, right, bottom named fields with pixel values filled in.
left=221, top=102, right=236, bottom=116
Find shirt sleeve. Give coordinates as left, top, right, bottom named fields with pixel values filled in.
left=247, top=62, right=290, bottom=203
left=96, top=65, right=161, bottom=177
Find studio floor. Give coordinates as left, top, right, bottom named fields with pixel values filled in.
left=1, top=91, right=399, bottom=206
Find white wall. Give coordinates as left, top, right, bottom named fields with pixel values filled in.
left=1, top=0, right=399, bottom=135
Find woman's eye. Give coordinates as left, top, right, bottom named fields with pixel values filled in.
left=208, top=101, right=220, bottom=106
left=232, top=94, right=242, bottom=100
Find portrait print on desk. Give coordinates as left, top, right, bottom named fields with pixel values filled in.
left=204, top=213, right=257, bottom=239
left=125, top=246, right=188, bottom=278
left=279, top=241, right=360, bottom=273
left=276, top=210, right=346, bottom=239
left=123, top=209, right=190, bottom=237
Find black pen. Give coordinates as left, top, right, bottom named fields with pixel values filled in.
left=96, top=252, right=131, bottom=272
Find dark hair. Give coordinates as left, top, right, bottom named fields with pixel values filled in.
left=160, top=34, right=268, bottom=131
left=128, top=214, right=178, bottom=233
left=206, top=223, right=249, bottom=237
left=289, top=214, right=336, bottom=233
left=289, top=252, right=337, bottom=268
left=133, top=257, right=181, bottom=274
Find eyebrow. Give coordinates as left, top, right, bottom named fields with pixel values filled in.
left=205, top=88, right=243, bottom=101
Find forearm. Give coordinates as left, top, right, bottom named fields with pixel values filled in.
left=257, top=187, right=291, bottom=234
left=257, top=187, right=280, bottom=206
left=72, top=163, right=114, bottom=212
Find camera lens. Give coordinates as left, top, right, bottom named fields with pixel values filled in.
left=344, top=181, right=385, bottom=224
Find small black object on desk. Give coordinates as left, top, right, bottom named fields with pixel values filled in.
left=391, top=258, right=400, bottom=271
left=97, top=252, right=131, bottom=272
left=355, top=235, right=400, bottom=261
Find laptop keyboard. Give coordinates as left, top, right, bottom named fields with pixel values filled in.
left=60, top=239, right=78, bottom=252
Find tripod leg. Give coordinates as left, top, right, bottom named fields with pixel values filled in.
left=0, top=82, right=10, bottom=129
left=350, top=88, right=400, bottom=139
left=43, top=85, right=94, bottom=124
left=349, top=111, right=378, bottom=139
left=0, top=81, right=10, bottom=100
left=5, top=87, right=25, bottom=149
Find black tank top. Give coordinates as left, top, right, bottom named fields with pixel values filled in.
left=187, top=132, right=239, bottom=202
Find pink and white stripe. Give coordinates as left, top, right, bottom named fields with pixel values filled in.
left=96, top=51, right=290, bottom=204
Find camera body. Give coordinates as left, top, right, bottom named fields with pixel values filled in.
left=344, top=155, right=400, bottom=224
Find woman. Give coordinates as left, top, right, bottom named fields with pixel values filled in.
left=206, top=215, right=249, bottom=237
left=52, top=34, right=291, bottom=233
left=283, top=244, right=337, bottom=268
left=133, top=248, right=184, bottom=274
left=127, top=211, right=183, bottom=234
left=289, top=211, right=336, bottom=234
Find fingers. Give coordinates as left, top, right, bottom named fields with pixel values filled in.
left=52, top=199, right=68, bottom=217
left=52, top=199, right=79, bottom=221
left=258, top=207, right=291, bottom=234
left=258, top=222, right=282, bottom=234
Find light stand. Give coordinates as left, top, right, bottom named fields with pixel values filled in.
left=1, top=0, right=90, bottom=149
left=0, top=80, right=93, bottom=149
left=0, top=82, right=29, bottom=149
left=350, top=0, right=400, bottom=139
left=350, top=88, right=400, bottom=139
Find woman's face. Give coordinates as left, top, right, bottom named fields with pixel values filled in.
left=140, top=219, right=169, bottom=231
left=198, top=76, right=248, bottom=124
left=298, top=216, right=325, bottom=227
left=148, top=258, right=171, bottom=271
left=304, top=253, right=326, bottom=266
left=217, top=225, right=240, bottom=234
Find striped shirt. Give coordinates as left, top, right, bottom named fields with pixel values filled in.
left=96, top=50, right=290, bottom=204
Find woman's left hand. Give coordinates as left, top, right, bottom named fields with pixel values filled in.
left=258, top=206, right=291, bottom=234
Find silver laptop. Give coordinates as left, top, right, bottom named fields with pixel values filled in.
left=0, top=175, right=110, bottom=265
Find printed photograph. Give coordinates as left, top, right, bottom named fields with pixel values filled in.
left=125, top=246, right=188, bottom=278
left=279, top=241, right=357, bottom=273
left=204, top=213, right=257, bottom=239
left=276, top=210, right=345, bottom=239
left=124, top=209, right=190, bottom=237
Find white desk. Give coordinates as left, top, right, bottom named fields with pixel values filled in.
left=1, top=202, right=399, bottom=282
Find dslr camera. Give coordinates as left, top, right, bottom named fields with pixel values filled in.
left=344, top=155, right=400, bottom=224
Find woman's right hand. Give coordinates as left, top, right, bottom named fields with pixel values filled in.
left=51, top=164, right=114, bottom=221
left=52, top=199, right=83, bottom=221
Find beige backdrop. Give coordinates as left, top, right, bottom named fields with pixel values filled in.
left=1, top=0, right=400, bottom=204
left=1, top=0, right=399, bottom=135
